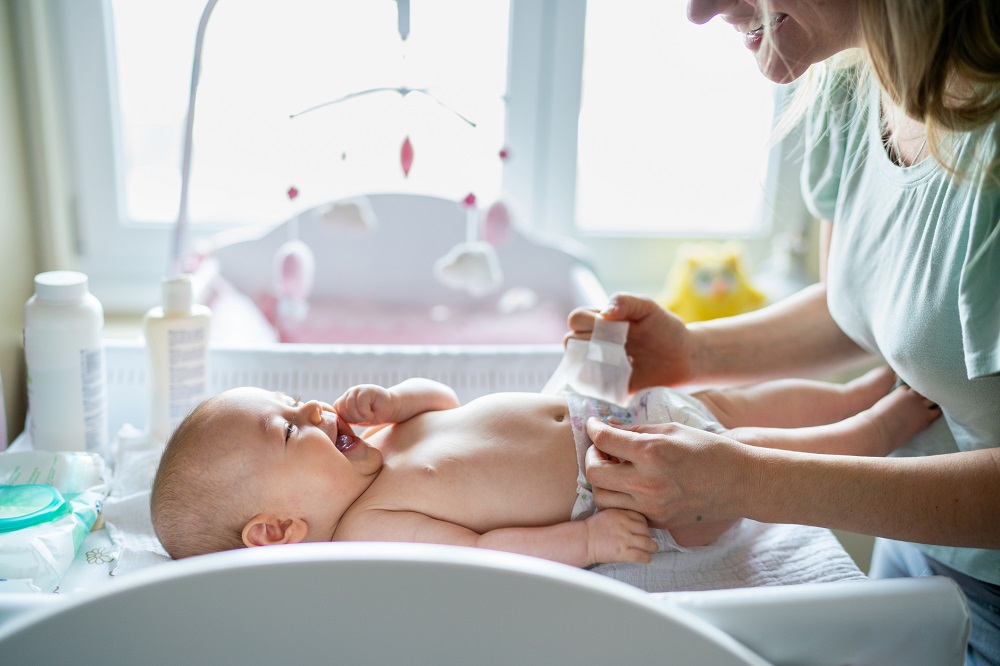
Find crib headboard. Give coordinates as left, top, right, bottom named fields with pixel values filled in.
left=204, top=192, right=605, bottom=308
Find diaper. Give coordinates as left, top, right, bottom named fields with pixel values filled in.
left=565, top=388, right=724, bottom=520
left=543, top=316, right=726, bottom=525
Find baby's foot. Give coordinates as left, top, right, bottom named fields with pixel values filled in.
left=670, top=518, right=739, bottom=548
left=863, top=385, right=940, bottom=456
left=841, top=366, right=898, bottom=415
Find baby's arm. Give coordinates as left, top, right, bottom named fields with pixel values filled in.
left=345, top=508, right=657, bottom=568
left=334, top=378, right=460, bottom=426
left=722, top=384, right=940, bottom=457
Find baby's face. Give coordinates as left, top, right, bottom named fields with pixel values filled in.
left=210, top=388, right=384, bottom=533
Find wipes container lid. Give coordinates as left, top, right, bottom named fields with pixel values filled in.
left=0, top=483, right=68, bottom=532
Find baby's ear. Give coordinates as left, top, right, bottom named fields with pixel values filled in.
left=241, top=514, right=308, bottom=547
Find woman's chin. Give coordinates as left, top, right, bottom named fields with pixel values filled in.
left=755, top=50, right=807, bottom=85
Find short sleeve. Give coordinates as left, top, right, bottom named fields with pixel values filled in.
left=959, top=212, right=1000, bottom=378
left=800, top=66, right=859, bottom=222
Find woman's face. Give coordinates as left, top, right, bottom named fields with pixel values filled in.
left=686, top=0, right=862, bottom=83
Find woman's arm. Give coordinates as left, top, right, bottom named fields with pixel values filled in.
left=568, top=284, right=870, bottom=390
left=685, top=282, right=870, bottom=385
left=585, top=419, right=1000, bottom=549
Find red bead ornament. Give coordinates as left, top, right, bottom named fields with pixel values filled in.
left=401, top=136, right=414, bottom=177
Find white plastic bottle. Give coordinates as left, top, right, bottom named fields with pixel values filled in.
left=144, top=275, right=211, bottom=443
left=23, top=271, right=109, bottom=455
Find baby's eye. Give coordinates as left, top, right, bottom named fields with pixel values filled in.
left=285, top=421, right=296, bottom=440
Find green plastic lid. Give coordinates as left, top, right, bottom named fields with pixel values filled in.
left=0, top=484, right=68, bottom=532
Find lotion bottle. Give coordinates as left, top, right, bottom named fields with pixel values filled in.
left=144, top=275, right=211, bottom=443
left=23, top=271, right=108, bottom=456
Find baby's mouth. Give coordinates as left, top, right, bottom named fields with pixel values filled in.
left=336, top=434, right=360, bottom=452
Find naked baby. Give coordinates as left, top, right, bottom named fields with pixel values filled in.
left=150, top=367, right=939, bottom=568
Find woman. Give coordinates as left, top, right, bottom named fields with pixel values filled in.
left=569, top=1, right=1000, bottom=662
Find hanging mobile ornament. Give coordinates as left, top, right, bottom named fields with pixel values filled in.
left=483, top=147, right=513, bottom=245
left=433, top=193, right=504, bottom=297
left=401, top=136, right=414, bottom=177
left=272, top=185, right=315, bottom=322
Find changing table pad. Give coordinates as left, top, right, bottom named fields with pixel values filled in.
left=85, top=422, right=864, bottom=592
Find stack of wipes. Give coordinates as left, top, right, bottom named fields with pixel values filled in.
left=0, top=450, right=108, bottom=592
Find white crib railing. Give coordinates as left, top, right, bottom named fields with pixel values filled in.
left=105, top=340, right=564, bottom=435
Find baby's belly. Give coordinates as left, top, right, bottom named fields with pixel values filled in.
left=370, top=393, right=581, bottom=533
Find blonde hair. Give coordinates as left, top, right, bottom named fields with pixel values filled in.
left=150, top=396, right=258, bottom=559
left=774, top=0, right=1000, bottom=175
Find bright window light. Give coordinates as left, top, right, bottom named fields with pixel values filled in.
left=110, top=0, right=510, bottom=227
left=575, top=1, right=775, bottom=235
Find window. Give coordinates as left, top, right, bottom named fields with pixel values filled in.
left=112, top=0, right=509, bottom=227
left=37, top=0, right=805, bottom=309
left=574, top=1, right=775, bottom=235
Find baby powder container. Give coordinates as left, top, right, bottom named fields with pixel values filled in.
left=23, top=271, right=109, bottom=456
left=144, top=275, right=211, bottom=443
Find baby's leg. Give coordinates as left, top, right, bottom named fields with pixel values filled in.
left=722, top=384, right=939, bottom=457
left=693, top=366, right=897, bottom=429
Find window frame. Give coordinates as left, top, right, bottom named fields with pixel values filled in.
left=36, top=0, right=811, bottom=311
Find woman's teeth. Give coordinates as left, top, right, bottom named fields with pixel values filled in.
left=736, top=13, right=787, bottom=36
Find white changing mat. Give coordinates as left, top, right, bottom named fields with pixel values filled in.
left=99, top=318, right=866, bottom=587
left=99, top=423, right=864, bottom=589
left=594, top=521, right=865, bottom=591
left=100, top=426, right=170, bottom=577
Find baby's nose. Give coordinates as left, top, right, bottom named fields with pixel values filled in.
left=299, top=400, right=326, bottom=425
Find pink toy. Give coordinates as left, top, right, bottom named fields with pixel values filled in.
left=272, top=186, right=316, bottom=321
left=483, top=200, right=512, bottom=245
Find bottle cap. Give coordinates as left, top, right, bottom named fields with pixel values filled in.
left=34, top=271, right=88, bottom=303
left=0, top=484, right=69, bottom=532
left=162, top=275, right=194, bottom=313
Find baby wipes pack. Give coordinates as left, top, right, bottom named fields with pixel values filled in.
left=0, top=450, right=108, bottom=592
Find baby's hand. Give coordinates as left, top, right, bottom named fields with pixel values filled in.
left=333, top=384, right=397, bottom=425
left=584, top=509, right=658, bottom=565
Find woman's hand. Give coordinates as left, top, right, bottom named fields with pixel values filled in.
left=566, top=293, right=696, bottom=390
left=583, top=417, right=750, bottom=529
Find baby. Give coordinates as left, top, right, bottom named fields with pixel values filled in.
left=151, top=366, right=939, bottom=567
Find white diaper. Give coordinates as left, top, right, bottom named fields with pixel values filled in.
left=543, top=317, right=725, bottom=521
left=565, top=387, right=724, bottom=520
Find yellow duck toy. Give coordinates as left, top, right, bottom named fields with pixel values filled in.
left=660, top=242, right=766, bottom=323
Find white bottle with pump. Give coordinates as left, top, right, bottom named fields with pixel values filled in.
left=144, top=275, right=211, bottom=443
left=23, top=271, right=109, bottom=456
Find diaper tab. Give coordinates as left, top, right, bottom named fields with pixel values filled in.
left=542, top=317, right=632, bottom=406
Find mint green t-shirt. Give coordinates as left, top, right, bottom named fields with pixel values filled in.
left=801, top=66, right=1000, bottom=584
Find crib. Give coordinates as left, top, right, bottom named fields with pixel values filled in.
left=192, top=192, right=607, bottom=346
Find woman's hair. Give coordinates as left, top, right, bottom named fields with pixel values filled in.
left=773, top=0, right=1000, bottom=174
left=150, top=397, right=257, bottom=559
left=860, top=0, right=1000, bottom=169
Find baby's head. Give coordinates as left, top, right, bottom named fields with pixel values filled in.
left=150, top=387, right=382, bottom=559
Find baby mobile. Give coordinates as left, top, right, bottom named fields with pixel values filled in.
left=172, top=0, right=515, bottom=309
left=284, top=0, right=514, bottom=300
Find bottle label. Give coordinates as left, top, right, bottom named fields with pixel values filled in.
left=81, top=347, right=108, bottom=452
left=168, top=327, right=207, bottom=428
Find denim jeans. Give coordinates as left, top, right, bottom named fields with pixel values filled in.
left=871, top=538, right=1000, bottom=666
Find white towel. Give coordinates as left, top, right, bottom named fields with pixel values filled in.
left=101, top=425, right=171, bottom=577
left=593, top=520, right=865, bottom=592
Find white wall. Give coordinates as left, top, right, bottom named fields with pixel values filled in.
left=0, top=0, right=41, bottom=445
